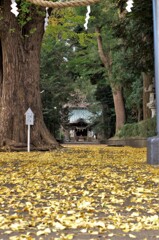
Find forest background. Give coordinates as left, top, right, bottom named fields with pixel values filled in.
left=40, top=0, right=155, bottom=142
left=0, top=0, right=155, bottom=148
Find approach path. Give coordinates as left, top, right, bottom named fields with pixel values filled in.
left=0, top=145, right=158, bottom=239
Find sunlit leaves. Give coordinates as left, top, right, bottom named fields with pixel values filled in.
left=0, top=146, right=158, bottom=238
left=45, top=8, right=95, bottom=46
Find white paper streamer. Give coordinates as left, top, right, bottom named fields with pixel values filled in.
left=10, top=0, right=19, bottom=17
left=126, top=0, right=134, bottom=12
left=44, top=7, right=49, bottom=31
left=84, top=5, right=91, bottom=30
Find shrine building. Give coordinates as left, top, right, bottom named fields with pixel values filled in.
left=66, top=108, right=96, bottom=142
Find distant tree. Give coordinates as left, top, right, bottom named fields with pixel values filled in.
left=88, top=0, right=126, bottom=133
left=116, top=0, right=153, bottom=120
left=40, top=26, right=100, bottom=137
left=40, top=36, right=75, bottom=137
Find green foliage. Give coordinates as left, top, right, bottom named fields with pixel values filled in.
left=117, top=117, right=156, bottom=138
left=95, top=82, right=115, bottom=138
left=17, top=1, right=32, bottom=27
left=15, top=1, right=45, bottom=37
left=115, top=0, right=153, bottom=73
left=46, top=8, right=95, bottom=47
left=113, top=0, right=153, bottom=125
left=40, top=36, right=75, bottom=137
left=40, top=0, right=154, bottom=139
left=123, top=72, right=143, bottom=122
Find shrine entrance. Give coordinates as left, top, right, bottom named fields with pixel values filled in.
left=62, top=108, right=96, bottom=142
left=73, top=119, right=87, bottom=141
left=71, top=118, right=88, bottom=141
left=75, top=128, right=87, bottom=137
left=68, top=118, right=94, bottom=142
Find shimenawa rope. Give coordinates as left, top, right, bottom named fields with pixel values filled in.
left=26, top=0, right=100, bottom=8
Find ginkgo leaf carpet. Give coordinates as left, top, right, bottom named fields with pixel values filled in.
left=0, top=145, right=159, bottom=240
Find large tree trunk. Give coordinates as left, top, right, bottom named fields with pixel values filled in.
left=0, top=0, right=58, bottom=149
left=96, top=27, right=125, bottom=133
left=112, top=86, right=125, bottom=132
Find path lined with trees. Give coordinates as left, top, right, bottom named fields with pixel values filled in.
left=40, top=0, right=154, bottom=142
left=0, top=0, right=155, bottom=149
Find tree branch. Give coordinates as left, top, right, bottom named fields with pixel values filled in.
left=95, top=26, right=112, bottom=70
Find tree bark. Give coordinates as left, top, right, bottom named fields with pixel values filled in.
left=96, top=26, right=125, bottom=133
left=0, top=0, right=58, bottom=149
left=95, top=27, right=111, bottom=71
left=112, top=86, right=125, bottom=132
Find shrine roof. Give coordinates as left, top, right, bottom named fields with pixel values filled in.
left=68, top=109, right=94, bottom=124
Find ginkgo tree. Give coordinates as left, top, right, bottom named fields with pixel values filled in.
left=0, top=0, right=57, bottom=149
left=0, top=0, right=98, bottom=149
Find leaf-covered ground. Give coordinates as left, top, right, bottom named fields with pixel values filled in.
left=0, top=145, right=159, bottom=240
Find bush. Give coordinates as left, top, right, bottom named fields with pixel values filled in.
left=117, top=117, right=156, bottom=138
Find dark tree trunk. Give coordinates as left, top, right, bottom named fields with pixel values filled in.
left=101, top=103, right=113, bottom=138
left=0, top=0, right=58, bottom=149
